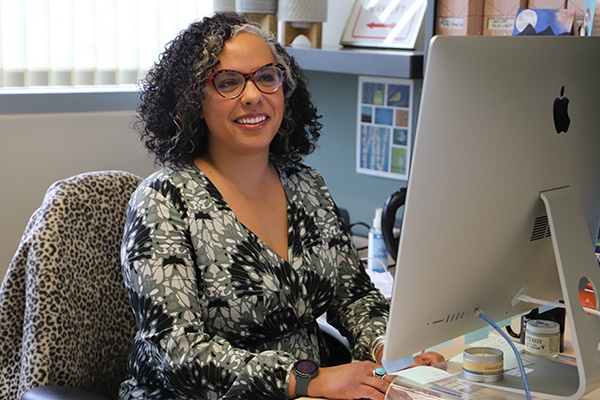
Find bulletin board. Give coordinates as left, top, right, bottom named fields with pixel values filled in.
left=356, top=76, right=413, bottom=180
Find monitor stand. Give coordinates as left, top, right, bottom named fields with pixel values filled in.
left=480, top=186, right=600, bottom=399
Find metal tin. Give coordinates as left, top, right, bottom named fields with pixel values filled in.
left=462, top=347, right=504, bottom=382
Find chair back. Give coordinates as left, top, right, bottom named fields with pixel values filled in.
left=0, top=170, right=143, bottom=400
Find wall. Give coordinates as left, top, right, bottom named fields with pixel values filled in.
left=0, top=110, right=156, bottom=280
left=0, top=76, right=422, bottom=281
left=292, top=0, right=420, bottom=232
left=304, top=71, right=420, bottom=235
left=0, top=77, right=420, bottom=281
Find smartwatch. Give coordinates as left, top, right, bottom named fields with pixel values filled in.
left=293, top=359, right=319, bottom=398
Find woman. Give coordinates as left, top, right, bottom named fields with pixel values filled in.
left=121, top=12, right=443, bottom=400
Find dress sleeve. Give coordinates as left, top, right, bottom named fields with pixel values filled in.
left=314, top=177, right=390, bottom=361
left=121, top=180, right=294, bottom=399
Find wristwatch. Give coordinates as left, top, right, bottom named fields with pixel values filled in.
left=293, top=359, right=319, bottom=398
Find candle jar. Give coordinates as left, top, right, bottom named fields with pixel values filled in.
left=462, top=347, right=504, bottom=382
left=525, top=319, right=560, bottom=357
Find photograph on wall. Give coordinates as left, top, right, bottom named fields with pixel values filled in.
left=356, top=76, right=413, bottom=180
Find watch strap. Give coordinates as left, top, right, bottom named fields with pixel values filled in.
left=295, top=375, right=310, bottom=398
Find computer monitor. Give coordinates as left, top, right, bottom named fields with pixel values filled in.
left=382, top=35, right=600, bottom=400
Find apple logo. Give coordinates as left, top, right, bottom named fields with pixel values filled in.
left=553, top=85, right=570, bottom=134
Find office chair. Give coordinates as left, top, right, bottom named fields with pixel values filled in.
left=0, top=170, right=143, bottom=400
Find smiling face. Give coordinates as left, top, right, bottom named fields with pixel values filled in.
left=201, top=32, right=285, bottom=160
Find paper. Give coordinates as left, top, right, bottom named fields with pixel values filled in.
left=512, top=8, right=575, bottom=36
left=391, top=365, right=454, bottom=386
left=366, top=269, right=394, bottom=299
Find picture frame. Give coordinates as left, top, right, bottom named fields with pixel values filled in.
left=340, top=0, right=427, bottom=50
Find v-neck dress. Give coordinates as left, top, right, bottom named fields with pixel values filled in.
left=119, top=160, right=389, bottom=400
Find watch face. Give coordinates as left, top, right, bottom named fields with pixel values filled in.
left=295, top=360, right=318, bottom=375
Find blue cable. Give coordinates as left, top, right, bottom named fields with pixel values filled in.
left=475, top=309, right=532, bottom=400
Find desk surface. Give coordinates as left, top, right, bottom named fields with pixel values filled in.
left=387, top=318, right=600, bottom=400
left=304, top=317, right=600, bottom=400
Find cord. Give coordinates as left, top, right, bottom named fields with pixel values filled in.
left=475, top=309, right=532, bottom=400
left=517, top=293, right=600, bottom=317
left=361, top=256, right=389, bottom=272
left=349, top=221, right=370, bottom=234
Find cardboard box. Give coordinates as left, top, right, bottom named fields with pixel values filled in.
left=436, top=0, right=484, bottom=35
left=567, top=0, right=585, bottom=28
left=483, top=0, right=528, bottom=35
left=527, top=0, right=566, bottom=8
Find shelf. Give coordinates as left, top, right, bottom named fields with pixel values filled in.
left=285, top=46, right=425, bottom=79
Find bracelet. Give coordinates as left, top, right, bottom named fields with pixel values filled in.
left=370, top=335, right=385, bottom=362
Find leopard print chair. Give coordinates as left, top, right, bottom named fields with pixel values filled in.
left=0, top=170, right=143, bottom=400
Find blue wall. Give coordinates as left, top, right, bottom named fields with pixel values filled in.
left=303, top=71, right=421, bottom=234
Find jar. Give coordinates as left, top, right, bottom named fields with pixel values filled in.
left=462, top=347, right=504, bottom=382
left=525, top=319, right=560, bottom=357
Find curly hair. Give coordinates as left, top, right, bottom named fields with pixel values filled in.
left=134, top=12, right=322, bottom=169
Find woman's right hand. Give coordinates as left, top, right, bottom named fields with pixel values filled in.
left=295, top=360, right=394, bottom=400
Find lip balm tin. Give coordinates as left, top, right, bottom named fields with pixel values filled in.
left=462, top=347, right=504, bottom=382
left=525, top=319, right=560, bottom=357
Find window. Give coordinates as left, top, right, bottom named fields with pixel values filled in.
left=0, top=0, right=213, bottom=88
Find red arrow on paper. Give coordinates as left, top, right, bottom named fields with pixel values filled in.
left=367, top=22, right=396, bottom=28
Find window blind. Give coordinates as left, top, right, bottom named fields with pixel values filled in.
left=0, top=0, right=212, bottom=88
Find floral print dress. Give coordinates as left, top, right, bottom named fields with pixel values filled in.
left=119, top=160, right=389, bottom=400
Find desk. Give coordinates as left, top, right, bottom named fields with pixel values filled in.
left=325, top=237, right=600, bottom=399
left=385, top=318, right=600, bottom=400
left=303, top=317, right=600, bottom=400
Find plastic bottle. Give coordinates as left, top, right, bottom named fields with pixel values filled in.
left=368, top=208, right=388, bottom=273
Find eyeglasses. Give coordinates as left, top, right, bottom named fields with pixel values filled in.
left=209, top=62, right=286, bottom=99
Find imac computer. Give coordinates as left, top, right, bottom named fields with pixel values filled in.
left=382, top=35, right=600, bottom=400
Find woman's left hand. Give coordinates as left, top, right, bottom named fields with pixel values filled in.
left=413, top=351, right=445, bottom=367
left=373, top=344, right=444, bottom=368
